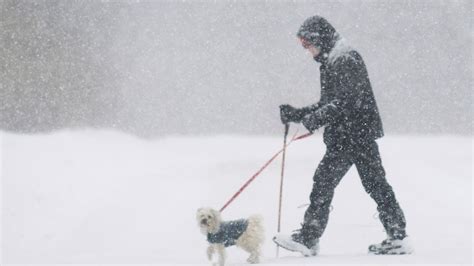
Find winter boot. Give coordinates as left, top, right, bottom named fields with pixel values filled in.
left=273, top=230, right=319, bottom=257
left=368, top=237, right=413, bottom=255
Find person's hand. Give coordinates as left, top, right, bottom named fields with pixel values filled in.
left=301, top=113, right=322, bottom=133
left=280, top=104, right=304, bottom=124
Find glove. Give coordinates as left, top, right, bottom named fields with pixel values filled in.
left=279, top=104, right=304, bottom=124
left=301, top=113, right=321, bottom=133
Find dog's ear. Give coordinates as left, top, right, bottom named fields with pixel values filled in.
left=211, top=208, right=221, bottom=220
left=196, top=208, right=204, bottom=217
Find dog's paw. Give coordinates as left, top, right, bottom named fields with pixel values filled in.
left=247, top=256, right=260, bottom=264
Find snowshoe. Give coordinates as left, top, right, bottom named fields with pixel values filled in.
left=368, top=237, right=414, bottom=255
left=273, top=231, right=319, bottom=257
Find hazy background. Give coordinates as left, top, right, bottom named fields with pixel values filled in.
left=0, top=0, right=472, bottom=137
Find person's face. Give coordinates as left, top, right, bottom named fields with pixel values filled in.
left=299, top=37, right=320, bottom=57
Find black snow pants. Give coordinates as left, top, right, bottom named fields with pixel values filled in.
left=302, top=140, right=407, bottom=241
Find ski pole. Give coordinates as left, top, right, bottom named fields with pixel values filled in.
left=276, top=123, right=290, bottom=257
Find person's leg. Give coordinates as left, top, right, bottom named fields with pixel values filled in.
left=273, top=144, right=353, bottom=255
left=302, top=144, right=353, bottom=242
left=354, top=140, right=407, bottom=239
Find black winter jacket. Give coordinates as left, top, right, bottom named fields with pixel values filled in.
left=301, top=43, right=384, bottom=146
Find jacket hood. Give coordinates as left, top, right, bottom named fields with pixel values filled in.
left=297, top=16, right=340, bottom=63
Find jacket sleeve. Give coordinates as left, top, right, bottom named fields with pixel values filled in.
left=302, top=56, right=363, bottom=132
left=299, top=102, right=323, bottom=116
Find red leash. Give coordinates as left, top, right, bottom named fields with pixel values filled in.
left=219, top=131, right=312, bottom=212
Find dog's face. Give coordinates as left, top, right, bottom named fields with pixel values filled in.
left=196, top=207, right=221, bottom=234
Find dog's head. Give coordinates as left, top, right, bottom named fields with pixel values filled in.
left=196, top=207, right=221, bottom=234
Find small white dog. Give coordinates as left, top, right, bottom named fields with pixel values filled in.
left=196, top=207, right=264, bottom=265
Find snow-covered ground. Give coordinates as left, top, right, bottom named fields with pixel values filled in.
left=1, top=130, right=472, bottom=265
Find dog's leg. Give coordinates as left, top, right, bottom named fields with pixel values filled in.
left=215, top=244, right=226, bottom=266
left=247, top=248, right=261, bottom=264
left=207, top=245, right=215, bottom=261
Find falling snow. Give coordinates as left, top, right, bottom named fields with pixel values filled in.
left=0, top=0, right=472, bottom=265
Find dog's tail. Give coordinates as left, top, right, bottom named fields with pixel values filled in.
left=248, top=214, right=263, bottom=226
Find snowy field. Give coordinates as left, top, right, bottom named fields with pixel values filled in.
left=1, top=130, right=472, bottom=265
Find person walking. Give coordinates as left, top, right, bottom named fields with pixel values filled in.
left=273, top=16, right=413, bottom=256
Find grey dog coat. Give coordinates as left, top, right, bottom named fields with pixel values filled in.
left=207, top=219, right=249, bottom=247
